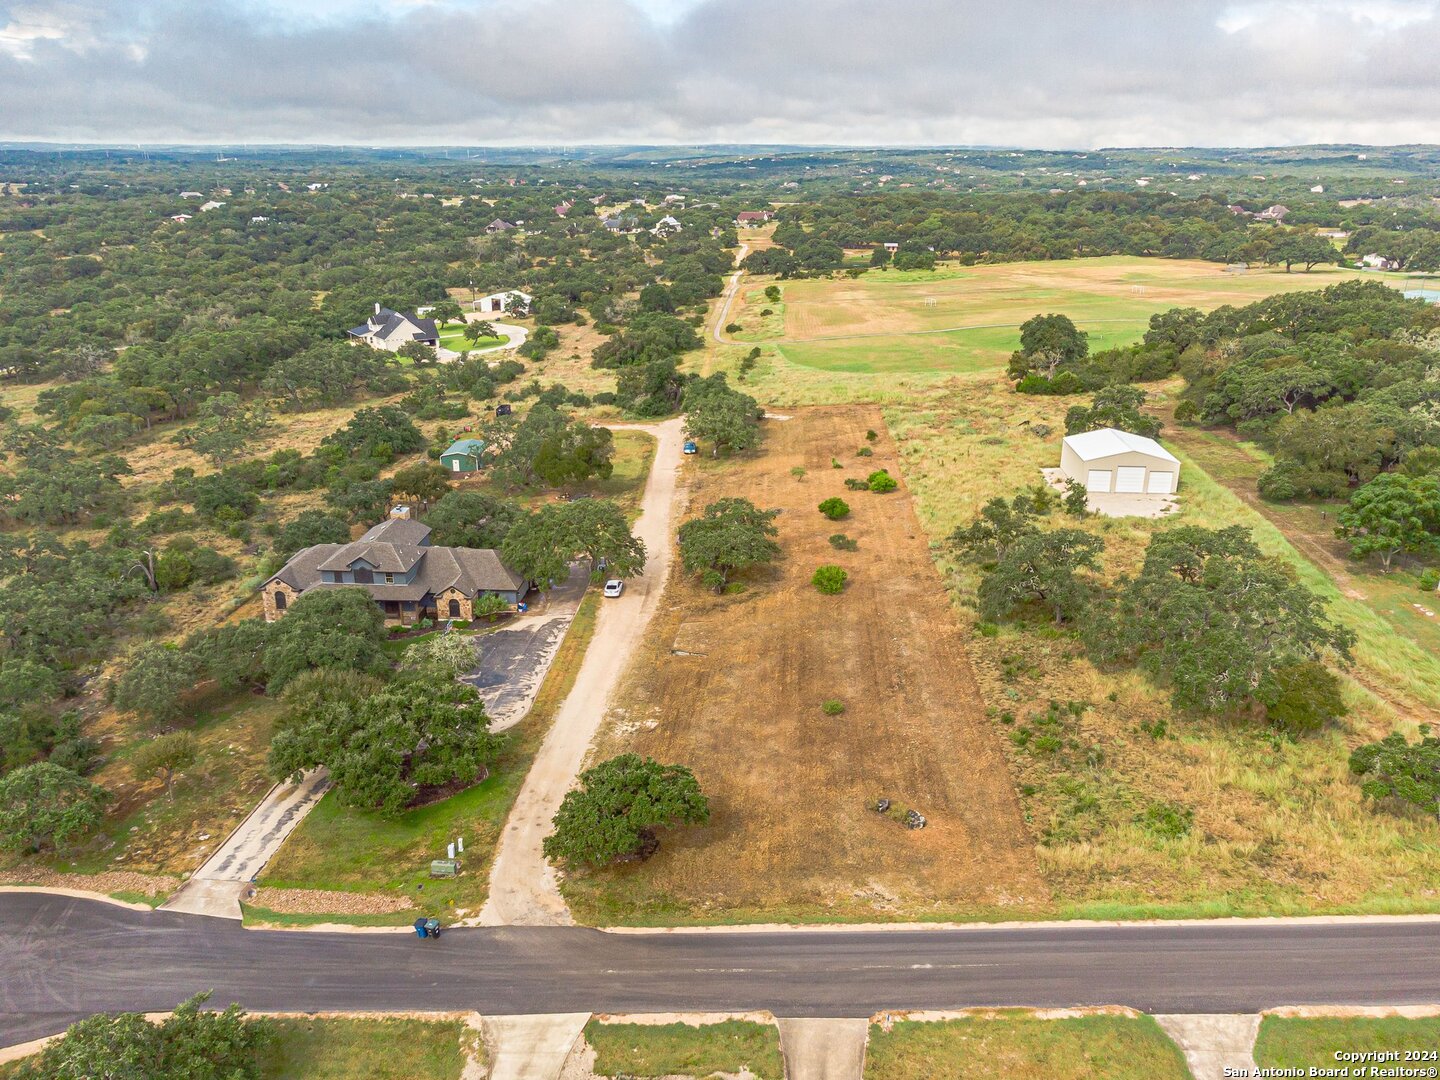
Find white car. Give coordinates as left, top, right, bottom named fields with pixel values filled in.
left=602, top=579, right=625, bottom=598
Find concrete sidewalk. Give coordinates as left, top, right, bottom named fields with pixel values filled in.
left=1154, top=1013, right=1259, bottom=1079
left=484, top=1013, right=589, bottom=1080
left=778, top=1017, right=868, bottom=1080
left=161, top=768, right=330, bottom=919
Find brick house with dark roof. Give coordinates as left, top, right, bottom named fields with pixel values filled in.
left=262, top=518, right=528, bottom=624
left=346, top=305, right=439, bottom=352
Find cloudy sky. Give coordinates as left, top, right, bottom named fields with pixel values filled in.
left=1, top=0, right=1439, bottom=147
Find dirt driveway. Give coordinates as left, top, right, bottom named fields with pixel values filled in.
left=574, top=407, right=1045, bottom=923
left=479, top=418, right=688, bottom=926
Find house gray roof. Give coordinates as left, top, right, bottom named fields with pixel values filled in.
left=266, top=534, right=527, bottom=603
left=317, top=539, right=427, bottom=574
left=347, top=307, right=438, bottom=343
left=359, top=518, right=432, bottom=545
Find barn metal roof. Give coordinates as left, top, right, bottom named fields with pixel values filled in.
left=1062, top=427, right=1179, bottom=464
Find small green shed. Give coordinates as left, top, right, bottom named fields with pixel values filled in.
left=440, top=438, right=486, bottom=474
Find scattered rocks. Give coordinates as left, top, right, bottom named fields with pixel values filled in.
left=249, top=887, right=415, bottom=916
left=0, top=869, right=179, bottom=897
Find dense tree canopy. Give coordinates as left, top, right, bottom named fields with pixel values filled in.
left=544, top=753, right=710, bottom=866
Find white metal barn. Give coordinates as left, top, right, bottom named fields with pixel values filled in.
left=1060, top=428, right=1180, bottom=495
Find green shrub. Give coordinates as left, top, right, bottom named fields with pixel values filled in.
left=843, top=477, right=868, bottom=491
left=1419, top=568, right=1440, bottom=592
left=865, top=429, right=878, bottom=441
left=828, top=533, right=858, bottom=551
left=818, top=497, right=850, bottom=520
left=812, top=565, right=848, bottom=594
left=821, top=700, right=845, bottom=716
left=856, top=446, right=873, bottom=457
left=867, top=470, right=898, bottom=493
left=790, top=466, right=806, bottom=480
left=1137, top=801, right=1193, bottom=840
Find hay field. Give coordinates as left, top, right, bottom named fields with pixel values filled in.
left=735, top=256, right=1390, bottom=374
left=565, top=406, right=1045, bottom=925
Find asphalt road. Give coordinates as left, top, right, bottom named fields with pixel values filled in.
left=462, top=562, right=588, bottom=731
left=5, top=893, right=1440, bottom=1044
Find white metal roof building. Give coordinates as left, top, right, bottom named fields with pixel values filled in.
left=1060, top=427, right=1180, bottom=495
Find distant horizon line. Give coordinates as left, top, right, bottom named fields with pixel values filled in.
left=0, top=140, right=1436, bottom=154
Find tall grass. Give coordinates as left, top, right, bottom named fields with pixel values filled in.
left=886, top=377, right=1440, bottom=918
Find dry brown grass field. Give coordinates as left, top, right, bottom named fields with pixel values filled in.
left=565, top=406, right=1045, bottom=925
left=886, top=374, right=1440, bottom=919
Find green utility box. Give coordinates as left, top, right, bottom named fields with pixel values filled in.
left=429, top=859, right=460, bottom=878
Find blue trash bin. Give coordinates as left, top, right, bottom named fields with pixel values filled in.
left=413, top=917, right=428, bottom=939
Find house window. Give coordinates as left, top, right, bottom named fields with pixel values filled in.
left=273, top=591, right=287, bottom=611
left=447, top=599, right=461, bottom=618
left=385, top=573, right=395, bottom=584
left=354, top=568, right=374, bottom=584
left=384, top=601, right=399, bottom=615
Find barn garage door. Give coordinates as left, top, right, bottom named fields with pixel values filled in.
left=1115, top=466, right=1146, bottom=493
left=1086, top=470, right=1113, bottom=493
left=1147, top=471, right=1174, bottom=495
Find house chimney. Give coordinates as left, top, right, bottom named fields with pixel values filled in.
left=374, top=302, right=381, bottom=315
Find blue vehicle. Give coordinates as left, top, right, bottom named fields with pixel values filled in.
left=683, top=440, right=698, bottom=455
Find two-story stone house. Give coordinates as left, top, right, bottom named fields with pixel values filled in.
left=261, top=518, right=527, bottom=624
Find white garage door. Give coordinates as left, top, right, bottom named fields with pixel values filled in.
left=1147, top=471, right=1175, bottom=495
left=1086, top=470, right=1113, bottom=493
left=1115, top=466, right=1146, bottom=493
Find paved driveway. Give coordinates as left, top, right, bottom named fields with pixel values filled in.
left=463, top=564, right=588, bottom=732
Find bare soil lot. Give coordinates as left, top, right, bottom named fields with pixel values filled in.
left=566, top=406, right=1044, bottom=924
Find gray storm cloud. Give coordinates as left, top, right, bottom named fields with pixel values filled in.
left=0, top=0, right=1437, bottom=145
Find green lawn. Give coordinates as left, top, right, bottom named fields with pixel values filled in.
left=864, top=1014, right=1192, bottom=1080
left=261, top=1017, right=471, bottom=1080
left=1255, top=1016, right=1440, bottom=1071
left=755, top=256, right=1405, bottom=376
left=437, top=326, right=507, bottom=352
left=256, top=735, right=532, bottom=918
left=256, top=593, right=600, bottom=921
left=778, top=322, right=1141, bottom=374
left=0, top=1017, right=475, bottom=1080
left=584, top=1019, right=785, bottom=1080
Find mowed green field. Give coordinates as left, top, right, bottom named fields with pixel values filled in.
left=437, top=326, right=507, bottom=351
left=748, top=256, right=1396, bottom=374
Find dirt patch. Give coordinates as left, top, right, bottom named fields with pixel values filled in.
left=0, top=869, right=178, bottom=897
left=249, top=887, right=415, bottom=915
left=575, top=406, right=1045, bottom=922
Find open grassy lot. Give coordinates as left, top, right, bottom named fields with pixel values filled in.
left=260, top=1017, right=473, bottom=1080
left=565, top=406, right=1043, bottom=925
left=735, top=256, right=1395, bottom=376
left=864, top=1013, right=1191, bottom=1080
left=1254, top=1015, right=1440, bottom=1071
left=255, top=592, right=599, bottom=922
left=888, top=374, right=1440, bottom=919
left=584, top=1019, right=784, bottom=1080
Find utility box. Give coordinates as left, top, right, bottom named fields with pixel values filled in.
left=429, top=859, right=460, bottom=878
